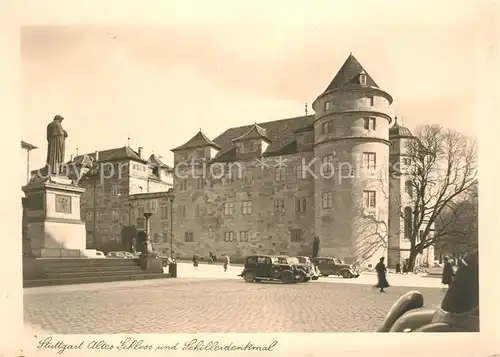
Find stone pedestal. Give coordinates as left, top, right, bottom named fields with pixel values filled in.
left=22, top=175, right=90, bottom=258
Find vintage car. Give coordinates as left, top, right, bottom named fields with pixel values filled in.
left=295, top=256, right=320, bottom=280
left=239, top=255, right=304, bottom=284
left=312, top=257, right=360, bottom=278
left=378, top=252, right=478, bottom=332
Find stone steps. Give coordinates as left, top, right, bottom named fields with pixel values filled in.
left=23, top=257, right=168, bottom=287
left=45, top=269, right=147, bottom=278
left=24, top=273, right=168, bottom=288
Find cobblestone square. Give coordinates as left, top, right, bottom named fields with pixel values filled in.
left=24, top=273, right=444, bottom=333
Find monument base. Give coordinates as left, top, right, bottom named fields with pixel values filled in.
left=32, top=248, right=100, bottom=258
left=23, top=174, right=88, bottom=257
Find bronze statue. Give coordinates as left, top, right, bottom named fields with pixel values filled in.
left=46, top=115, right=68, bottom=175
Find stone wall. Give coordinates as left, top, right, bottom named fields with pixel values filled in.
left=171, top=151, right=315, bottom=260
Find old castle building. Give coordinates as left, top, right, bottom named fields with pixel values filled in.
left=165, top=54, right=434, bottom=267
left=71, top=146, right=173, bottom=251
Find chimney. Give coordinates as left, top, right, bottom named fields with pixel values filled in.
left=94, top=150, right=99, bottom=161
left=138, top=147, right=143, bottom=159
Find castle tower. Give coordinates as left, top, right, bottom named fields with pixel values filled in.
left=311, top=54, right=393, bottom=267
left=387, top=118, right=415, bottom=268
left=388, top=118, right=435, bottom=268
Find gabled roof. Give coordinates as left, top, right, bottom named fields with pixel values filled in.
left=231, top=123, right=271, bottom=143
left=171, top=130, right=221, bottom=152
left=72, top=146, right=147, bottom=163
left=389, top=117, right=413, bottom=138
left=323, top=54, right=379, bottom=93
left=210, top=114, right=314, bottom=162
left=148, top=154, right=171, bottom=170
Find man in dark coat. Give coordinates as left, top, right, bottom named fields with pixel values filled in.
left=375, top=257, right=390, bottom=292
left=192, top=252, right=199, bottom=269
left=441, top=256, right=454, bottom=290
left=46, top=115, right=68, bottom=175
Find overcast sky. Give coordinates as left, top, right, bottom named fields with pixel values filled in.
left=21, top=1, right=479, bottom=169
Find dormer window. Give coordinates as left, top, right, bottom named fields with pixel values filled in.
left=359, top=71, right=367, bottom=86
left=324, top=101, right=331, bottom=111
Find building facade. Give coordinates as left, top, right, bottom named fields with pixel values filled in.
left=164, top=54, right=426, bottom=267
left=72, top=146, right=173, bottom=251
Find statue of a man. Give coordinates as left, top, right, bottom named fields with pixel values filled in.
left=46, top=114, right=68, bottom=174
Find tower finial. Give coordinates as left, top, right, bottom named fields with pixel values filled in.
left=127, top=135, right=130, bottom=147
left=305, top=102, right=308, bottom=115
left=76, top=147, right=79, bottom=156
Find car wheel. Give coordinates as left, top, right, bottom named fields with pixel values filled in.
left=311, top=276, right=319, bottom=281
left=243, top=271, right=255, bottom=283
left=281, top=270, right=295, bottom=284
left=341, top=270, right=352, bottom=279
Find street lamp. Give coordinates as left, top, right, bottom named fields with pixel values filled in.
left=169, top=197, right=173, bottom=259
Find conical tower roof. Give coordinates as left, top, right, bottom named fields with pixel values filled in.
left=323, top=54, right=379, bottom=93
left=171, top=130, right=221, bottom=152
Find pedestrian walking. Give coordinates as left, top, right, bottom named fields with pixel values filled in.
left=374, top=257, right=390, bottom=292
left=223, top=254, right=230, bottom=272
left=441, top=256, right=454, bottom=290
left=192, top=252, right=199, bottom=270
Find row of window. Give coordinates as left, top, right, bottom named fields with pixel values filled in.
left=183, top=229, right=304, bottom=243
left=321, top=117, right=377, bottom=135
left=322, top=93, right=374, bottom=112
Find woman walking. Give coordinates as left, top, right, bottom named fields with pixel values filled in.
left=375, top=257, right=390, bottom=292
left=441, top=256, right=454, bottom=290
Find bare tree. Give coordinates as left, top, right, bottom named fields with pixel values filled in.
left=400, top=125, right=477, bottom=269
left=435, top=182, right=478, bottom=260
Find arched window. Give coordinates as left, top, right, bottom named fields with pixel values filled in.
left=404, top=207, right=413, bottom=238
left=405, top=180, right=413, bottom=197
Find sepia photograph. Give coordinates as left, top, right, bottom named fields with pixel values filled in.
left=1, top=0, right=497, bottom=356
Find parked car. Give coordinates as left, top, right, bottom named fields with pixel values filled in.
left=239, top=255, right=303, bottom=284
left=295, top=256, right=320, bottom=281
left=152, top=252, right=170, bottom=267
left=312, top=257, right=360, bottom=278
left=107, top=251, right=126, bottom=259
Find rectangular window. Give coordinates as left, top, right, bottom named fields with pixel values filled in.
left=179, top=179, right=187, bottom=191
left=274, top=167, right=286, bottom=181
left=208, top=227, right=214, bottom=239
left=274, top=199, right=285, bottom=213
left=196, top=178, right=204, bottom=189
left=112, top=209, right=120, bottom=221
left=184, top=232, right=194, bottom=242
left=241, top=201, right=253, bottom=215
left=367, top=95, right=374, bottom=106
left=363, top=152, right=376, bottom=169
left=295, top=164, right=306, bottom=180
left=137, top=207, right=145, bottom=218
left=363, top=117, right=376, bottom=130
left=322, top=154, right=334, bottom=174
left=178, top=205, right=186, bottom=219
left=403, top=158, right=412, bottom=165
left=295, top=198, right=307, bottom=212
left=322, top=192, right=333, bottom=209
left=223, top=203, right=234, bottom=216
left=160, top=206, right=168, bottom=219
left=242, top=170, right=253, bottom=186
left=290, top=229, right=303, bottom=242
left=324, top=101, right=331, bottom=111
left=322, top=121, right=333, bottom=134
left=111, top=185, right=120, bottom=196
left=195, top=204, right=205, bottom=217
left=224, top=231, right=234, bottom=242
left=86, top=211, right=93, bottom=221
left=363, top=190, right=376, bottom=208
left=239, top=231, right=249, bottom=242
